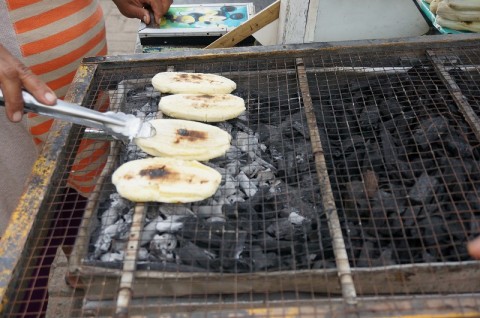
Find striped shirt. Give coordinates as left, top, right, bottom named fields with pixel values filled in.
left=2, top=0, right=110, bottom=197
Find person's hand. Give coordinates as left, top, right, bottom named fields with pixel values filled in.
left=112, top=0, right=173, bottom=25
left=0, top=45, right=56, bottom=122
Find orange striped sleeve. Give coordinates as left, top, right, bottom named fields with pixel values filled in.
left=21, top=5, right=102, bottom=56
left=29, top=27, right=106, bottom=75
left=45, top=42, right=107, bottom=92
left=69, top=164, right=107, bottom=182
left=14, top=0, right=93, bottom=34
left=71, top=147, right=108, bottom=172
left=6, top=0, right=42, bottom=10
left=29, top=118, right=54, bottom=135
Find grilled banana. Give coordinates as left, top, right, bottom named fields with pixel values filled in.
left=135, top=119, right=232, bottom=160
left=159, top=93, right=245, bottom=122
left=112, top=157, right=222, bottom=203
left=152, top=72, right=237, bottom=94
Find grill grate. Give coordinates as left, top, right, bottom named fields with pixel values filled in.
left=2, top=36, right=480, bottom=317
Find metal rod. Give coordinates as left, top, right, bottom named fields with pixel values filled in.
left=427, top=50, right=480, bottom=141
left=295, top=58, right=358, bottom=305
left=114, top=203, right=146, bottom=317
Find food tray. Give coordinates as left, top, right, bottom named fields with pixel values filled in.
left=416, top=0, right=470, bottom=34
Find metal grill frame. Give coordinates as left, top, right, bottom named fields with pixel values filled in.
left=2, top=33, right=480, bottom=317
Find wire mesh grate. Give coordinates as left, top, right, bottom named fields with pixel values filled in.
left=2, top=39, right=480, bottom=317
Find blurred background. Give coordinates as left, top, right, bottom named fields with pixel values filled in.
left=100, top=0, right=275, bottom=54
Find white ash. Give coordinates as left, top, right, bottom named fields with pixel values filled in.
left=100, top=251, right=124, bottom=262
left=93, top=207, right=134, bottom=259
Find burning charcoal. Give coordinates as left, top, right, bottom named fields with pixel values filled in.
left=372, top=190, right=403, bottom=213
left=289, top=212, right=306, bottom=225
left=216, top=121, right=234, bottom=135
left=176, top=241, right=217, bottom=270
left=422, top=250, right=437, bottom=263
left=240, top=160, right=263, bottom=177
left=178, top=218, right=223, bottom=248
left=378, top=98, right=403, bottom=118
left=380, top=126, right=397, bottom=167
left=267, top=180, right=318, bottom=220
left=255, top=233, right=298, bottom=253
left=225, top=160, right=241, bottom=176
left=359, top=105, right=381, bottom=129
left=206, top=216, right=226, bottom=223
left=372, top=248, right=396, bottom=266
left=415, top=216, right=449, bottom=249
left=250, top=245, right=278, bottom=270
left=156, top=215, right=184, bottom=233
left=233, top=120, right=256, bottom=136
left=101, top=193, right=132, bottom=228
left=225, top=193, right=246, bottom=205
left=266, top=217, right=310, bottom=241
left=93, top=217, right=132, bottom=258
left=93, top=235, right=112, bottom=258
left=111, top=239, right=127, bottom=253
left=237, top=171, right=258, bottom=197
left=413, top=116, right=449, bottom=148
left=357, top=241, right=376, bottom=267
left=138, top=248, right=149, bottom=261
left=140, top=217, right=160, bottom=246
left=445, top=132, right=472, bottom=157
left=408, top=172, right=440, bottom=204
left=267, top=219, right=295, bottom=240
left=221, top=230, right=247, bottom=260
left=344, top=181, right=369, bottom=214
left=250, top=156, right=276, bottom=172
left=194, top=204, right=224, bottom=218
left=280, top=111, right=309, bottom=139
left=159, top=204, right=195, bottom=217
left=440, top=158, right=472, bottom=185
left=149, top=233, right=177, bottom=261
left=256, top=124, right=282, bottom=144
left=225, top=203, right=262, bottom=233
left=224, top=145, right=245, bottom=160
left=100, top=252, right=124, bottom=263
left=311, top=259, right=336, bottom=269
left=220, top=175, right=239, bottom=198
left=233, top=131, right=259, bottom=154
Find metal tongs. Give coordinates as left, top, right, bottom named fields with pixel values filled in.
left=0, top=90, right=155, bottom=140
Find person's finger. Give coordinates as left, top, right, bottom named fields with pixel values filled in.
left=19, top=64, right=57, bottom=106
left=467, top=236, right=480, bottom=259
left=0, top=80, right=24, bottom=122
left=149, top=0, right=172, bottom=25
left=112, top=0, right=150, bottom=23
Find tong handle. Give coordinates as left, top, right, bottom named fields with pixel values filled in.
left=0, top=89, right=125, bottom=128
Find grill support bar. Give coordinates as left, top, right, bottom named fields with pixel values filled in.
left=115, top=203, right=146, bottom=317
left=427, top=50, right=480, bottom=140
left=295, top=58, right=358, bottom=305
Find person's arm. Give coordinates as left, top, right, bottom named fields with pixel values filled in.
left=112, top=0, right=173, bottom=25
left=0, top=45, right=57, bottom=122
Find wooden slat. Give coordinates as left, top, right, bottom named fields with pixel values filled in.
left=205, top=0, right=280, bottom=49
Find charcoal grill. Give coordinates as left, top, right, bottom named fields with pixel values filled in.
left=2, top=34, right=480, bottom=317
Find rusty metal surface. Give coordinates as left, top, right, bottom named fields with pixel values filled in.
left=0, top=63, right=97, bottom=312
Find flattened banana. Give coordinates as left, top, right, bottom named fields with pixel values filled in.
left=112, top=157, right=221, bottom=203
left=152, top=72, right=236, bottom=94
left=159, top=93, right=245, bottom=122
left=135, top=119, right=231, bottom=160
